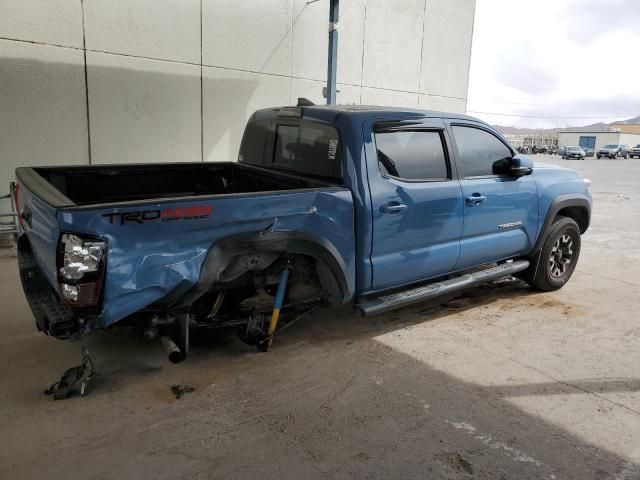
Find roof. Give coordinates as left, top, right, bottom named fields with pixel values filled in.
left=304, top=103, right=478, bottom=121
left=254, top=104, right=482, bottom=124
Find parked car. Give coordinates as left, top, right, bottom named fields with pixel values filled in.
left=597, top=144, right=629, bottom=159
left=629, top=145, right=640, bottom=159
left=583, top=147, right=595, bottom=158
left=555, top=146, right=567, bottom=157
left=11, top=104, right=592, bottom=363
left=563, top=146, right=586, bottom=160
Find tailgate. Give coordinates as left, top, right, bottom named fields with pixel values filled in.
left=14, top=178, right=62, bottom=290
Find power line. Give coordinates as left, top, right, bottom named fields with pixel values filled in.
left=467, top=110, right=637, bottom=120
left=469, top=100, right=574, bottom=108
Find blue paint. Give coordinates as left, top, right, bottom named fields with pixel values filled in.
left=326, top=0, right=339, bottom=105
left=16, top=106, right=592, bottom=332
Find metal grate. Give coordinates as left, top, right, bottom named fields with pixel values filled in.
left=0, top=183, right=19, bottom=235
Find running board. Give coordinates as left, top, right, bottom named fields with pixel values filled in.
left=357, top=260, right=530, bottom=316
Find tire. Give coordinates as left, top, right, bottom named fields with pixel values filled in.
left=528, top=216, right=581, bottom=291
left=597, top=155, right=601, bottom=159
left=624, top=154, right=628, bottom=159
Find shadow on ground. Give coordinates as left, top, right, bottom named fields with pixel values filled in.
left=1, top=262, right=639, bottom=479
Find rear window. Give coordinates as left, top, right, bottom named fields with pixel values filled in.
left=273, top=123, right=341, bottom=180
left=238, top=118, right=270, bottom=167
left=239, top=118, right=342, bottom=181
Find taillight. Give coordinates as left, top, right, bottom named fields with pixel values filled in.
left=58, top=233, right=107, bottom=307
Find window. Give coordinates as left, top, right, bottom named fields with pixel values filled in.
left=452, top=126, right=513, bottom=177
left=239, top=118, right=270, bottom=165
left=273, top=123, right=342, bottom=180
left=374, top=130, right=448, bottom=181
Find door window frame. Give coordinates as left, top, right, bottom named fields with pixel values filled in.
left=372, top=124, right=454, bottom=183
left=447, top=122, right=517, bottom=180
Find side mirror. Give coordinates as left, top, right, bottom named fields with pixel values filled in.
left=492, top=155, right=533, bottom=177
left=511, top=155, right=534, bottom=176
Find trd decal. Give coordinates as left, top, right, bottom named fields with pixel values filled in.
left=103, top=205, right=212, bottom=225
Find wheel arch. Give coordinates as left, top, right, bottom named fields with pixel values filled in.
left=164, top=230, right=353, bottom=309
left=531, top=194, right=591, bottom=256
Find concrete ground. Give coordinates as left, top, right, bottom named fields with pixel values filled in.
left=1, top=155, right=640, bottom=479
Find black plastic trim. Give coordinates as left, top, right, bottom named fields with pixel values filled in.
left=530, top=194, right=591, bottom=255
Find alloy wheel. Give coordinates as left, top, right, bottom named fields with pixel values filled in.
left=548, top=233, right=573, bottom=278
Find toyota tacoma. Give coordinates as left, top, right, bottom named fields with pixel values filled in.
left=11, top=103, right=592, bottom=361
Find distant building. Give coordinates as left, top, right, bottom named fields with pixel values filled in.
left=504, top=134, right=557, bottom=149
left=609, top=124, right=640, bottom=135
left=557, top=131, right=640, bottom=151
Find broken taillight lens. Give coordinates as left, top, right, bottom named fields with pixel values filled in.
left=58, top=234, right=107, bottom=308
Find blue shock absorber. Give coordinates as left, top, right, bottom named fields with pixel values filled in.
left=266, top=266, right=291, bottom=349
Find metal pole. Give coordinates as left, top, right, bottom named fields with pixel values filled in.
left=326, top=0, right=339, bottom=104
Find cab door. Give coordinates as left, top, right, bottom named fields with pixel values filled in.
left=366, top=119, right=464, bottom=291
left=448, top=122, right=539, bottom=270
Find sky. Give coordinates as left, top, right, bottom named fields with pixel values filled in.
left=467, top=0, right=640, bottom=129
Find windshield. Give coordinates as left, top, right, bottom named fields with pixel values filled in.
left=603, top=144, right=618, bottom=148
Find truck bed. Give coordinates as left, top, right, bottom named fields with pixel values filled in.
left=22, top=162, right=334, bottom=207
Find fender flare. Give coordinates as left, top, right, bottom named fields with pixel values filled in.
left=166, top=231, right=352, bottom=309
left=530, top=193, right=591, bottom=256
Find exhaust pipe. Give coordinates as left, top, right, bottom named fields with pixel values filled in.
left=161, top=336, right=185, bottom=364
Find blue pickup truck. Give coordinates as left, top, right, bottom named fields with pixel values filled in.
left=13, top=104, right=592, bottom=361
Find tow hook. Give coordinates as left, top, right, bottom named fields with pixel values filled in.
left=44, top=346, right=97, bottom=400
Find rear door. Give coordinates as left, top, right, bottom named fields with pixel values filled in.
left=448, top=122, right=539, bottom=269
left=366, top=119, right=464, bottom=291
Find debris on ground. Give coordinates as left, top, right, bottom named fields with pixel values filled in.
left=170, top=384, right=196, bottom=399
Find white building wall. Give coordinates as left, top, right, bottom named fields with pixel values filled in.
left=557, top=132, right=621, bottom=151
left=620, top=133, right=640, bottom=148
left=0, top=0, right=476, bottom=207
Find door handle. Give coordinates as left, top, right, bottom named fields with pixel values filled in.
left=380, top=202, right=408, bottom=214
left=465, top=194, right=487, bottom=206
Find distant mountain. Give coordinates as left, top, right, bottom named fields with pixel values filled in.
left=614, top=116, right=640, bottom=124
left=494, top=116, right=640, bottom=136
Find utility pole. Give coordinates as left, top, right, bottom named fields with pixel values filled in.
left=326, top=0, right=339, bottom=104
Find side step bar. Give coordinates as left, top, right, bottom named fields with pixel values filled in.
left=358, top=260, right=530, bottom=316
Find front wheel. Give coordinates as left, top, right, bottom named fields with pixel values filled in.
left=596, top=155, right=601, bottom=159
left=529, top=216, right=581, bottom=291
